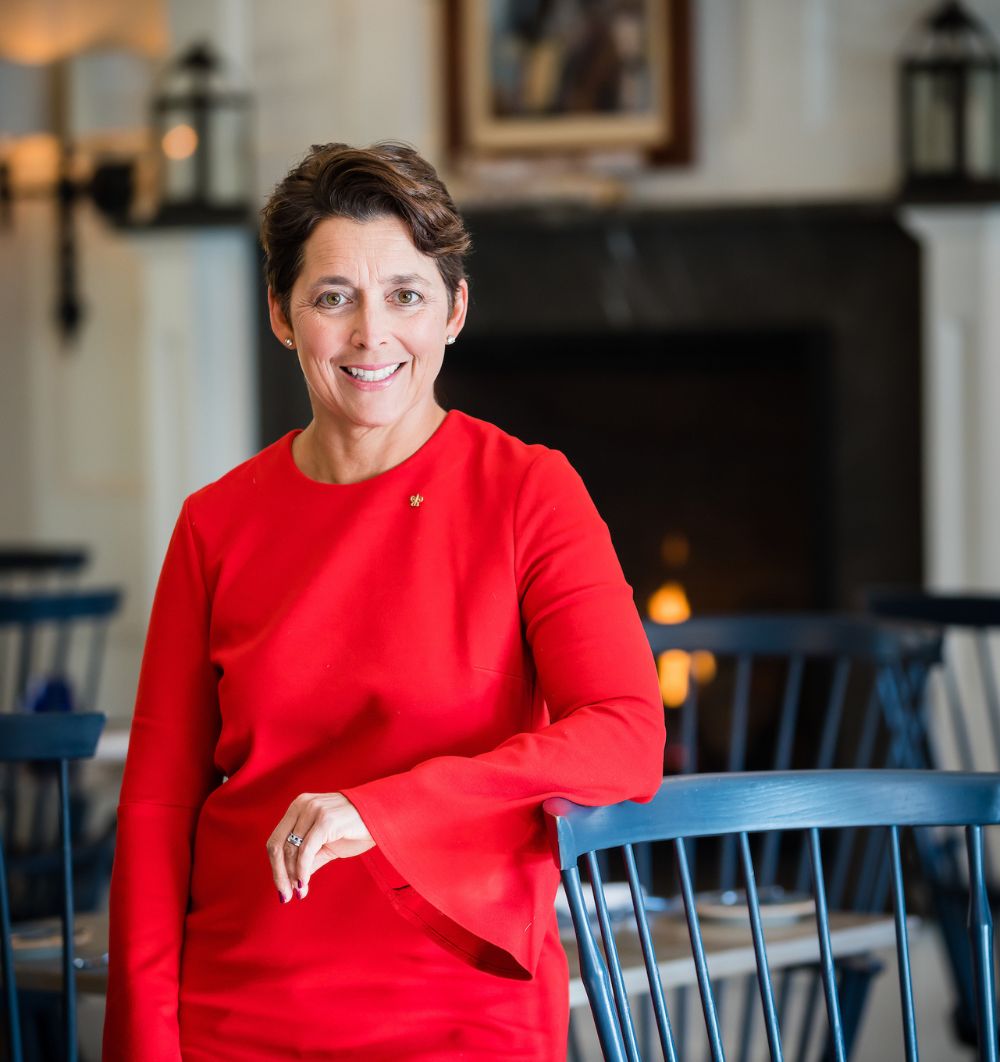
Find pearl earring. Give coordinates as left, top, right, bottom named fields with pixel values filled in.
left=284, top=338, right=294, bottom=348
left=445, top=335, right=456, bottom=346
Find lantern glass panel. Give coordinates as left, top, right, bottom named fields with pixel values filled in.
left=160, top=103, right=198, bottom=202
left=155, top=45, right=250, bottom=212
left=966, top=64, right=1000, bottom=176
left=911, top=67, right=958, bottom=173
left=206, top=107, right=248, bottom=204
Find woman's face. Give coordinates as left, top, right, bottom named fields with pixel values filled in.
left=270, top=214, right=467, bottom=434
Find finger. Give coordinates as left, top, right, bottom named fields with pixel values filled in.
left=284, top=808, right=319, bottom=898
left=295, top=811, right=338, bottom=894
left=266, top=812, right=299, bottom=902
left=268, top=800, right=310, bottom=902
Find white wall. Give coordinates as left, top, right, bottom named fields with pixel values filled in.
left=636, top=0, right=950, bottom=202
left=244, top=0, right=1000, bottom=205
left=250, top=0, right=444, bottom=201
left=4, top=0, right=1000, bottom=718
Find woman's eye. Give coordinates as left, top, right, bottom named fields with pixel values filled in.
left=395, top=290, right=422, bottom=305
left=319, top=292, right=346, bottom=308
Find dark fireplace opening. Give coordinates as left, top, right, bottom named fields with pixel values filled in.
left=438, top=326, right=836, bottom=618
left=258, top=203, right=924, bottom=612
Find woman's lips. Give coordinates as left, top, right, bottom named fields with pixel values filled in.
left=339, top=363, right=404, bottom=390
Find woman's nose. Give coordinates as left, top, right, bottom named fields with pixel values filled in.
left=350, top=300, right=390, bottom=349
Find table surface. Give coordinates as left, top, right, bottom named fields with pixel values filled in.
left=13, top=908, right=898, bottom=1008
left=562, top=908, right=899, bottom=1008
left=94, top=726, right=129, bottom=763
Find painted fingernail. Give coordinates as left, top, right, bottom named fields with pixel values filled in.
left=297, top=879, right=303, bottom=889
left=277, top=889, right=287, bottom=904
left=295, top=886, right=305, bottom=900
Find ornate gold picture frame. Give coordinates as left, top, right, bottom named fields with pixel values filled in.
left=445, top=0, right=692, bottom=162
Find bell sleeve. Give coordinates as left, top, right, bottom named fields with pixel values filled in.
left=102, top=500, right=222, bottom=1062
left=344, top=448, right=665, bottom=979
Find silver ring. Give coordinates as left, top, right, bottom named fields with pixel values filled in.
left=286, top=832, right=304, bottom=848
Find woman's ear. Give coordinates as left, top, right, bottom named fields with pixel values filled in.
left=446, top=279, right=469, bottom=341
left=267, top=288, right=294, bottom=348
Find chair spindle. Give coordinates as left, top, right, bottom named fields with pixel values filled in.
left=807, top=827, right=847, bottom=1062
left=587, top=851, right=642, bottom=1062
left=676, top=836, right=726, bottom=1062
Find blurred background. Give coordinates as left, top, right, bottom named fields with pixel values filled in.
left=7, top=0, right=1000, bottom=729
left=5, top=1, right=1000, bottom=1057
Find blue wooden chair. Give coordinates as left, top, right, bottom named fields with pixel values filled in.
left=0, top=590, right=121, bottom=717
left=0, top=712, right=105, bottom=1062
left=0, top=590, right=121, bottom=926
left=548, top=770, right=1000, bottom=1062
left=865, top=592, right=1000, bottom=774
left=633, top=615, right=942, bottom=1058
left=644, top=615, right=942, bottom=782
left=868, top=590, right=1000, bottom=1045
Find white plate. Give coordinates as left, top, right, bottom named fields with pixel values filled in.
left=695, top=888, right=815, bottom=927
left=555, top=883, right=672, bottom=929
left=10, top=920, right=92, bottom=961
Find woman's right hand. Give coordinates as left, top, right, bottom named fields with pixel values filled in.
left=266, top=791, right=375, bottom=901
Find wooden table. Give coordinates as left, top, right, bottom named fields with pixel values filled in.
left=12, top=912, right=109, bottom=996
left=14, top=909, right=898, bottom=1009
left=94, top=726, right=130, bottom=763
left=562, top=909, right=900, bottom=1008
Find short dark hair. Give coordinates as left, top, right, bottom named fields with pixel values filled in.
left=260, top=141, right=471, bottom=320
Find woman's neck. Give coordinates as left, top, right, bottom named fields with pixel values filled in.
left=293, top=404, right=447, bottom=485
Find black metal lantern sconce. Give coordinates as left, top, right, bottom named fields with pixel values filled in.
left=0, top=56, right=139, bottom=341
left=0, top=41, right=252, bottom=342
left=901, top=1, right=1000, bottom=202
left=152, top=42, right=251, bottom=224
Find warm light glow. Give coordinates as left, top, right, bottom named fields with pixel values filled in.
left=6, top=133, right=60, bottom=186
left=162, top=123, right=197, bottom=160
left=658, top=650, right=690, bottom=708
left=656, top=650, right=716, bottom=708
left=691, top=650, right=717, bottom=685
left=660, top=532, right=690, bottom=569
left=647, top=581, right=691, bottom=625
left=0, top=0, right=167, bottom=63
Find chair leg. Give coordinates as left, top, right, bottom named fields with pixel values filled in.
left=1, top=841, right=23, bottom=1062
left=57, top=761, right=77, bottom=1062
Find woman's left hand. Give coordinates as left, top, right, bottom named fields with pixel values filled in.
left=267, top=792, right=375, bottom=902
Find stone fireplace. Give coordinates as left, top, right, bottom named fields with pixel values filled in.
left=259, top=202, right=924, bottom=613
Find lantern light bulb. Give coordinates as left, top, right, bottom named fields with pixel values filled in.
left=162, top=124, right=198, bottom=160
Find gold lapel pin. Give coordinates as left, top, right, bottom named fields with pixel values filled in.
left=409, top=494, right=424, bottom=508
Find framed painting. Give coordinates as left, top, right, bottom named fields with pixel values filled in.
left=444, top=0, right=692, bottom=162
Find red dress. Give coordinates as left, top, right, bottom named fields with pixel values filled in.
left=103, top=411, right=665, bottom=1061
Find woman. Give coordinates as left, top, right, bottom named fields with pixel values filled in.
left=103, top=142, right=664, bottom=1061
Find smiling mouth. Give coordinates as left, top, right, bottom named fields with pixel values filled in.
left=340, top=363, right=404, bottom=382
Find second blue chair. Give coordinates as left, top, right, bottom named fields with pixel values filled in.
left=549, top=770, right=1000, bottom=1062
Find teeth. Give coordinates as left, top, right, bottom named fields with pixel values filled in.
left=345, top=364, right=402, bottom=382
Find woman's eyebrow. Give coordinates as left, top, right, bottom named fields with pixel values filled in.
left=309, top=275, right=354, bottom=290
left=384, top=272, right=432, bottom=287
left=307, top=272, right=432, bottom=290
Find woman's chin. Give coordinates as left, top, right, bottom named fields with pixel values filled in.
left=323, top=393, right=419, bottom=433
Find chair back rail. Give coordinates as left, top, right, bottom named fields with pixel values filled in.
left=0, top=713, right=105, bottom=1062
left=0, top=550, right=88, bottom=591
left=548, top=771, right=1000, bottom=1062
